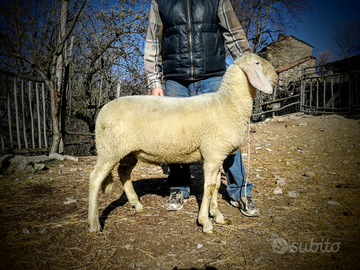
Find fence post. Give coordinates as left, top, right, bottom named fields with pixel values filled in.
left=117, top=80, right=121, bottom=98
left=42, top=83, right=48, bottom=148
left=272, top=84, right=277, bottom=118
left=300, top=68, right=305, bottom=112
left=349, top=72, right=354, bottom=114
left=21, top=79, right=29, bottom=148
left=14, top=78, right=21, bottom=149
left=29, top=81, right=35, bottom=148
left=36, top=82, right=42, bottom=148
left=7, top=78, right=13, bottom=148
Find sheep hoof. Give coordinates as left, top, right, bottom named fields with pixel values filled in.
left=215, top=218, right=227, bottom=225
left=90, top=230, right=98, bottom=236
left=203, top=228, right=214, bottom=235
left=88, top=220, right=101, bottom=235
left=202, top=222, right=214, bottom=235
left=135, top=205, right=145, bottom=213
left=89, top=226, right=101, bottom=235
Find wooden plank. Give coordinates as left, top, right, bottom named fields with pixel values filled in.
left=21, top=79, right=28, bottom=148
left=36, top=82, right=42, bottom=148
left=325, top=90, right=340, bottom=107
left=29, top=81, right=35, bottom=148
left=14, top=78, right=21, bottom=149
left=7, top=78, right=13, bottom=148
left=42, top=83, right=48, bottom=148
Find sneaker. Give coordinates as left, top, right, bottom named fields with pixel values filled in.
left=165, top=189, right=188, bottom=211
left=230, top=196, right=260, bottom=217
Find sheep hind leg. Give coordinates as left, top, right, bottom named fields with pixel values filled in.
left=209, top=170, right=226, bottom=225
left=118, top=155, right=144, bottom=213
left=88, top=160, right=117, bottom=234
left=198, top=162, right=222, bottom=235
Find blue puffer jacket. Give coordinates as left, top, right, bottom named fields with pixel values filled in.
left=156, top=0, right=226, bottom=81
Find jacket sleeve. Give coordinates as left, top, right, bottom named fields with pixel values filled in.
left=144, top=0, right=164, bottom=93
left=218, top=0, right=252, bottom=59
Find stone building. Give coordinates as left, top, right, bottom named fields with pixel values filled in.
left=258, top=34, right=316, bottom=94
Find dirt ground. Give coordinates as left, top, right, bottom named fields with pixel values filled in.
left=1, top=112, right=359, bottom=270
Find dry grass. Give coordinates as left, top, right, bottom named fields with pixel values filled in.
left=0, top=113, right=359, bottom=269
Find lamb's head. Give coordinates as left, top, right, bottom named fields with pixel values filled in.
left=234, top=54, right=278, bottom=94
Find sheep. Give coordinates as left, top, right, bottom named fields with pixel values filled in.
left=88, top=54, right=278, bottom=235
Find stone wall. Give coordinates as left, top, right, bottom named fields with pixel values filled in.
left=258, top=34, right=316, bottom=96
left=278, top=58, right=316, bottom=92
left=259, top=35, right=314, bottom=69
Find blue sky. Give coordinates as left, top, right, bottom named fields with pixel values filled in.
left=291, top=0, right=360, bottom=57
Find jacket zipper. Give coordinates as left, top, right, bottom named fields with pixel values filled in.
left=187, top=0, right=194, bottom=80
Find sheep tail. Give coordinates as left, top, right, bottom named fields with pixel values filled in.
left=101, top=173, right=114, bottom=194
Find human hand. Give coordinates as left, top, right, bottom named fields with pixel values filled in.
left=151, top=88, right=164, bottom=96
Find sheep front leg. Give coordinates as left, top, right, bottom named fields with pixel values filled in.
left=118, top=156, right=144, bottom=212
left=209, top=170, right=226, bottom=225
left=198, top=162, right=222, bottom=235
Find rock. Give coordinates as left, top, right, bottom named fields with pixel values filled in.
left=49, top=153, right=66, bottom=161
left=197, top=244, right=203, bottom=249
left=275, top=177, right=287, bottom=186
left=64, top=155, right=80, bottom=162
left=0, top=154, right=51, bottom=175
left=303, top=172, right=315, bottom=177
left=64, top=196, right=77, bottom=205
left=328, top=200, right=340, bottom=206
left=34, top=163, right=46, bottom=171
left=9, top=156, right=29, bottom=172
left=27, top=155, right=51, bottom=163
left=287, top=191, right=300, bottom=198
left=274, top=187, right=283, bottom=195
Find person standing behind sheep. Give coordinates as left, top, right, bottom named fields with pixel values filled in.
left=144, top=0, right=259, bottom=217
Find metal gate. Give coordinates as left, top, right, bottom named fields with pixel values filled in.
left=300, top=66, right=360, bottom=114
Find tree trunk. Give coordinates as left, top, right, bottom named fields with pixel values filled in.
left=50, top=0, right=69, bottom=153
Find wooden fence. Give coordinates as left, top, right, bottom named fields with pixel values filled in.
left=252, top=67, right=360, bottom=121
left=300, top=68, right=360, bottom=114
left=0, top=72, right=51, bottom=153
left=1, top=65, right=359, bottom=152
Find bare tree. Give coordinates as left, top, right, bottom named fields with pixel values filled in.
left=0, top=0, right=149, bottom=153
left=0, top=0, right=86, bottom=153
left=231, top=0, right=312, bottom=53
left=332, top=20, right=360, bottom=59
left=315, top=49, right=336, bottom=75
left=68, top=0, right=150, bottom=134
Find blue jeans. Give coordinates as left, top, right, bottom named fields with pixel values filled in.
left=165, top=76, right=253, bottom=200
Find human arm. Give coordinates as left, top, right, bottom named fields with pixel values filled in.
left=217, top=0, right=252, bottom=59
left=144, top=0, right=164, bottom=95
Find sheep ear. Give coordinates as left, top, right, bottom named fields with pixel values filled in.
left=240, top=63, right=273, bottom=94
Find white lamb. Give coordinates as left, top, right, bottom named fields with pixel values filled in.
left=88, top=54, right=278, bottom=235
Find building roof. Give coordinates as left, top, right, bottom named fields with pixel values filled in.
left=259, top=34, right=314, bottom=53
left=276, top=56, right=316, bottom=73
left=324, top=54, right=360, bottom=73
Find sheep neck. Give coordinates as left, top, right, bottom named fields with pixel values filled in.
left=217, top=65, right=256, bottom=121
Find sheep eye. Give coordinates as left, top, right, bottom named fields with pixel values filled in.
left=255, top=61, right=261, bottom=65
